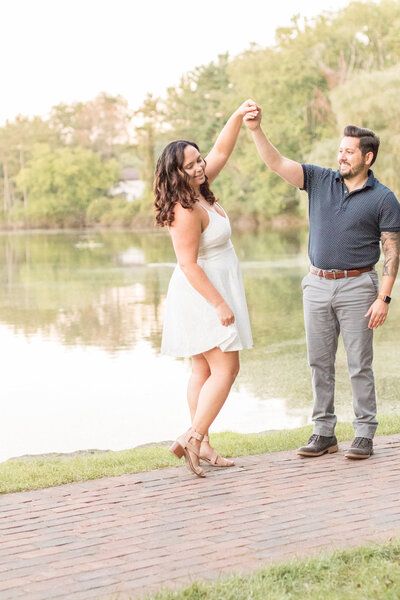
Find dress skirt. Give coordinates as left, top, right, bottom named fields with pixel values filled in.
left=161, top=242, right=253, bottom=357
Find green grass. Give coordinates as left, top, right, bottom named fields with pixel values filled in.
left=146, top=541, right=400, bottom=600
left=1, top=414, right=399, bottom=495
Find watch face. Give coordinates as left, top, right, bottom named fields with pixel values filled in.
left=384, top=296, right=391, bottom=304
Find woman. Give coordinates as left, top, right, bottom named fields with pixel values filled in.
left=154, top=100, right=257, bottom=477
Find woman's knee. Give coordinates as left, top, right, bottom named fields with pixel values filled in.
left=216, top=358, right=240, bottom=382
left=203, top=349, right=239, bottom=382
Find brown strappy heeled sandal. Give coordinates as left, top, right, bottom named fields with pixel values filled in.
left=199, top=435, right=235, bottom=467
left=169, top=427, right=205, bottom=477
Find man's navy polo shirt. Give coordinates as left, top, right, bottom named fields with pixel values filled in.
left=301, top=164, right=400, bottom=270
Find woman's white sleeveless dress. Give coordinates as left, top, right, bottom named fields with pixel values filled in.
left=161, top=203, right=253, bottom=357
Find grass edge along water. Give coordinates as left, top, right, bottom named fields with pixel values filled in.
left=1, top=415, right=399, bottom=494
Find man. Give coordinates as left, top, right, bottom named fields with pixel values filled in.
left=244, top=112, right=400, bottom=459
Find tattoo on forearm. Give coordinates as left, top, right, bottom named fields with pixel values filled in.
left=381, top=232, right=400, bottom=278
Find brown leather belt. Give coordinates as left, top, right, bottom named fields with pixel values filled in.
left=310, top=265, right=373, bottom=279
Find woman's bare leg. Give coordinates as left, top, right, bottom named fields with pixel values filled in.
left=189, top=352, right=235, bottom=466
left=192, top=348, right=239, bottom=433
left=172, top=348, right=239, bottom=475
left=188, top=354, right=211, bottom=425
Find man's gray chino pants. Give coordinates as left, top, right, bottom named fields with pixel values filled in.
left=302, top=268, right=379, bottom=439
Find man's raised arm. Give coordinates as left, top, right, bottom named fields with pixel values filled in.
left=244, top=108, right=304, bottom=189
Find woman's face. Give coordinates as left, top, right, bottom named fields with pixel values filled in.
left=182, top=145, right=205, bottom=190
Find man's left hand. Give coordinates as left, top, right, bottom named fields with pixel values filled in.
left=365, top=299, right=389, bottom=329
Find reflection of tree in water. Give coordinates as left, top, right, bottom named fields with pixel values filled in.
left=1, top=229, right=400, bottom=414
left=56, top=283, right=165, bottom=352
left=0, top=232, right=173, bottom=352
left=239, top=263, right=400, bottom=418
left=232, top=228, right=308, bottom=261
left=238, top=268, right=312, bottom=411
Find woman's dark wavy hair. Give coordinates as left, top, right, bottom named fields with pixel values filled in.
left=154, top=140, right=216, bottom=227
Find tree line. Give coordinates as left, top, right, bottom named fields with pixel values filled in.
left=1, top=0, right=400, bottom=229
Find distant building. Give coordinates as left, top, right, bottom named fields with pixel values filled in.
left=110, top=167, right=146, bottom=202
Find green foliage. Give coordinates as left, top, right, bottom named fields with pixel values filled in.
left=158, top=0, right=400, bottom=219
left=2, top=0, right=400, bottom=226
left=86, top=196, right=140, bottom=227
left=165, top=54, right=235, bottom=152
left=15, top=144, right=119, bottom=227
left=135, top=93, right=163, bottom=195
left=0, top=115, right=57, bottom=213
left=49, top=92, right=133, bottom=159
left=327, top=64, right=400, bottom=195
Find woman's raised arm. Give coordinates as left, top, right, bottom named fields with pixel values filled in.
left=204, top=99, right=259, bottom=183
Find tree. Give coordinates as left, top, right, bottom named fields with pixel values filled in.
left=134, top=94, right=163, bottom=204
left=49, top=93, right=133, bottom=159
left=16, top=144, right=119, bottom=227
left=165, top=54, right=236, bottom=152
left=0, top=116, right=56, bottom=213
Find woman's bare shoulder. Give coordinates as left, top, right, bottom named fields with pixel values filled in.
left=171, top=202, right=202, bottom=228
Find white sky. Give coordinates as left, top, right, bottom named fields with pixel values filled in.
left=2, top=0, right=352, bottom=125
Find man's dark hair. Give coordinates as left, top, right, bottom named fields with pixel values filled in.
left=343, top=125, right=380, bottom=166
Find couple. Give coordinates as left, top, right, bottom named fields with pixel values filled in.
left=154, top=99, right=400, bottom=478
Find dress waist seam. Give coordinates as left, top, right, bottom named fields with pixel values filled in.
left=198, top=243, right=234, bottom=261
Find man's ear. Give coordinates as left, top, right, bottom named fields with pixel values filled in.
left=365, top=151, right=374, bottom=167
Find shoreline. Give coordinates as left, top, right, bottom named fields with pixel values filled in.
left=0, top=215, right=308, bottom=235
left=2, top=419, right=399, bottom=494
left=4, top=429, right=287, bottom=463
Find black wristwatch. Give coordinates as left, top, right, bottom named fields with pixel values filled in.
left=378, top=294, right=391, bottom=304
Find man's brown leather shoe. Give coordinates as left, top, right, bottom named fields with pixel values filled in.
left=297, top=434, right=338, bottom=457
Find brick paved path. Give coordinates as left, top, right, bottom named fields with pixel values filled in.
left=1, top=434, right=400, bottom=600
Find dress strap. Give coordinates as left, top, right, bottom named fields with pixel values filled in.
left=215, top=202, right=228, bottom=218
left=197, top=202, right=212, bottom=214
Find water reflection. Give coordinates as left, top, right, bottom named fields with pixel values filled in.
left=0, top=229, right=399, bottom=462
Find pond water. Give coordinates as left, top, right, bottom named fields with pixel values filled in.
left=0, top=229, right=399, bottom=463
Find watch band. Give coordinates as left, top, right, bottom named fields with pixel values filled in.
left=378, top=294, right=391, bottom=304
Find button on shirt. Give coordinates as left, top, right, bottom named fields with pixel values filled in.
left=301, top=164, right=400, bottom=270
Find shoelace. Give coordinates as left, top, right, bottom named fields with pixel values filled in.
left=308, top=434, right=332, bottom=444
left=352, top=437, right=371, bottom=448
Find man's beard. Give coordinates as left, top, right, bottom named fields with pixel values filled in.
left=340, top=161, right=365, bottom=180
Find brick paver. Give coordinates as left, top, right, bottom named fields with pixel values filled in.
left=1, top=434, right=400, bottom=599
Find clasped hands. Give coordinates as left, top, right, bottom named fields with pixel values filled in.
left=237, top=99, right=262, bottom=129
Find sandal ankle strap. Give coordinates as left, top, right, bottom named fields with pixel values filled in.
left=189, top=427, right=204, bottom=442
left=202, top=435, right=209, bottom=443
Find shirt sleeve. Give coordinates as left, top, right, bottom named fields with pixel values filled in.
left=300, top=164, right=326, bottom=192
left=379, top=191, right=400, bottom=232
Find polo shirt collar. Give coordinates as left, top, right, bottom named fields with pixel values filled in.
left=334, top=169, right=375, bottom=189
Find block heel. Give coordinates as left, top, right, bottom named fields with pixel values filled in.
left=328, top=445, right=338, bottom=453
left=169, top=427, right=206, bottom=477
left=169, top=442, right=184, bottom=459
